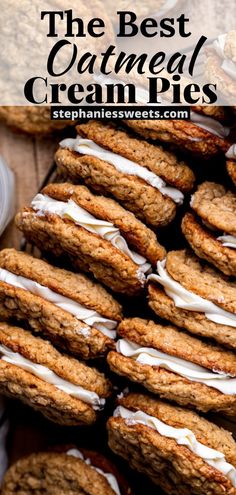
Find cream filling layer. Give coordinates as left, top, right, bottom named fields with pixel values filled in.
left=226, top=144, right=236, bottom=160
left=0, top=268, right=117, bottom=339
left=60, top=136, right=184, bottom=205
left=217, top=234, right=236, bottom=249
left=114, top=406, right=236, bottom=487
left=190, top=111, right=230, bottom=138
left=191, top=196, right=236, bottom=245
left=67, top=449, right=121, bottom=495
left=213, top=34, right=236, bottom=81
left=148, top=260, right=236, bottom=328
left=0, top=156, right=15, bottom=238
left=0, top=344, right=104, bottom=410
left=116, top=339, right=236, bottom=395
left=31, top=194, right=151, bottom=277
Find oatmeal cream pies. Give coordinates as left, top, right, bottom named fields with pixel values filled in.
left=108, top=317, right=236, bottom=416
left=55, top=120, right=195, bottom=228
left=0, top=106, right=74, bottom=136
left=2, top=447, right=132, bottom=495
left=205, top=31, right=236, bottom=108
left=107, top=392, right=236, bottom=495
left=148, top=250, right=236, bottom=350
left=125, top=109, right=232, bottom=157
left=226, top=159, right=236, bottom=186
left=0, top=248, right=122, bottom=359
left=182, top=182, right=236, bottom=276
left=0, top=322, right=111, bottom=426
left=15, top=183, right=166, bottom=295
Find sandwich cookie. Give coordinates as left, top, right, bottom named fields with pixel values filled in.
left=205, top=32, right=236, bottom=108
left=226, top=159, right=236, bottom=186
left=226, top=142, right=236, bottom=186
left=15, top=183, right=166, bottom=295
left=108, top=317, right=236, bottom=416
left=182, top=182, right=236, bottom=275
left=55, top=120, right=195, bottom=228
left=193, top=105, right=231, bottom=121
left=107, top=392, right=236, bottom=495
left=0, top=106, right=74, bottom=136
left=2, top=447, right=132, bottom=495
left=148, top=250, right=236, bottom=350
left=0, top=248, right=122, bottom=359
left=0, top=322, right=111, bottom=426
left=125, top=110, right=232, bottom=157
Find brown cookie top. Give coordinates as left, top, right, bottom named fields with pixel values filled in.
left=0, top=322, right=111, bottom=397
left=181, top=213, right=236, bottom=276
left=0, top=106, right=72, bottom=135
left=117, top=393, right=236, bottom=467
left=191, top=182, right=236, bottom=235
left=166, top=249, right=236, bottom=314
left=42, top=183, right=166, bottom=265
left=76, top=120, right=195, bottom=192
left=0, top=359, right=96, bottom=426
left=55, top=147, right=177, bottom=227
left=2, top=452, right=118, bottom=495
left=226, top=161, right=236, bottom=186
left=148, top=283, right=236, bottom=351
left=15, top=208, right=147, bottom=295
left=125, top=119, right=230, bottom=157
left=0, top=248, right=122, bottom=321
left=117, top=317, right=236, bottom=376
left=205, top=49, right=236, bottom=101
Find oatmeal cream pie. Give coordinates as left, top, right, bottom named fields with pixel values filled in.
left=226, top=141, right=236, bottom=186
left=205, top=31, right=236, bottom=109
left=0, top=322, right=112, bottom=426
left=125, top=109, right=232, bottom=157
left=0, top=248, right=122, bottom=359
left=226, top=159, right=236, bottom=186
left=15, top=183, right=166, bottom=295
left=2, top=447, right=133, bottom=495
left=55, top=120, right=195, bottom=228
left=107, top=392, right=236, bottom=495
left=108, top=317, right=236, bottom=416
left=148, top=250, right=236, bottom=350
left=182, top=182, right=236, bottom=276
left=0, top=106, right=74, bottom=136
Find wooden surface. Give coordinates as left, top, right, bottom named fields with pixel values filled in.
left=0, top=123, right=57, bottom=250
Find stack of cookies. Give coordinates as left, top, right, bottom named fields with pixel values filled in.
left=1, top=114, right=236, bottom=495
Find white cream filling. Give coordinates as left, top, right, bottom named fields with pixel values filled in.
left=114, top=406, right=236, bottom=487
left=67, top=448, right=121, bottom=495
left=213, top=34, right=236, bottom=81
left=31, top=194, right=151, bottom=277
left=222, top=59, right=236, bottom=81
left=0, top=156, right=15, bottom=238
left=213, top=34, right=228, bottom=59
left=116, top=339, right=236, bottom=395
left=217, top=234, right=236, bottom=249
left=60, top=136, right=184, bottom=205
left=0, top=268, right=117, bottom=339
left=0, top=345, right=104, bottom=410
left=190, top=111, right=230, bottom=138
left=226, top=144, right=236, bottom=159
left=148, top=260, right=236, bottom=328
